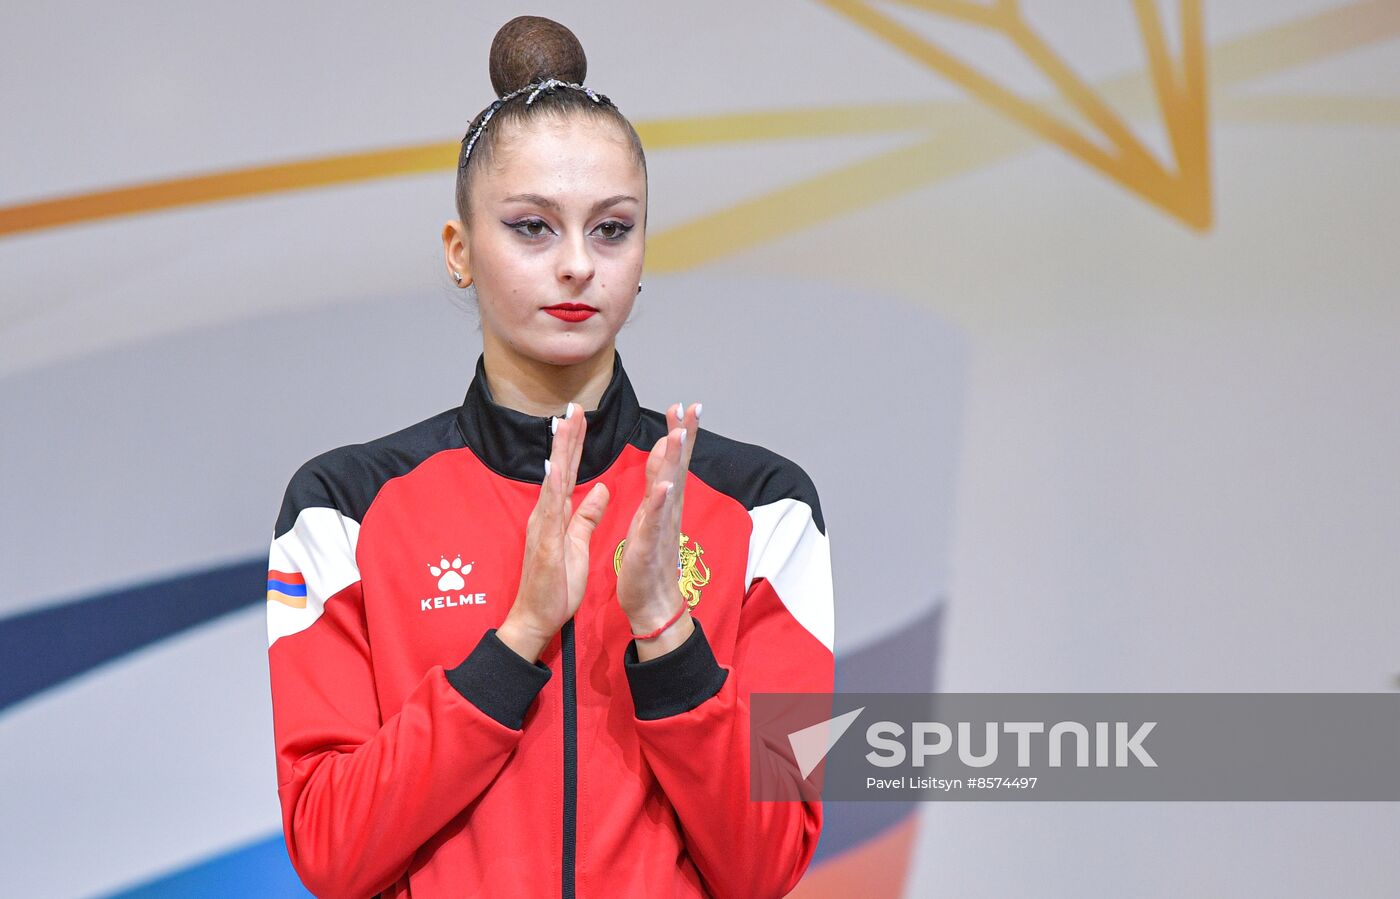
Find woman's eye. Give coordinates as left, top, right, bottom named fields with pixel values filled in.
left=510, top=218, right=551, bottom=239
left=595, top=221, right=633, bottom=241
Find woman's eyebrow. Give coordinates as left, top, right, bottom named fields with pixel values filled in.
left=502, top=193, right=638, bottom=214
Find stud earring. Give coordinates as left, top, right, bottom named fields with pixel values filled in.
left=637, top=283, right=643, bottom=294
left=452, top=272, right=463, bottom=283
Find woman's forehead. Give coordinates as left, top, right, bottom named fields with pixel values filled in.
left=482, top=116, right=644, bottom=202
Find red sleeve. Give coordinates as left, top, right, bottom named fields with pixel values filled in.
left=622, top=492, right=835, bottom=899
left=266, top=479, right=551, bottom=899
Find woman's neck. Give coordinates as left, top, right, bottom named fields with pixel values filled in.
left=481, top=344, right=615, bottom=417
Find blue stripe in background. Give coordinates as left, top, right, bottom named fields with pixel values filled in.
left=5, top=555, right=941, bottom=893
left=0, top=560, right=263, bottom=713
left=105, top=835, right=312, bottom=899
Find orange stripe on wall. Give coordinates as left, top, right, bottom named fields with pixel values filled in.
left=0, top=141, right=457, bottom=238
left=788, top=813, right=921, bottom=899
left=3, top=1, right=1395, bottom=241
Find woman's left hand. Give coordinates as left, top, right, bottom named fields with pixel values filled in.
left=616, top=402, right=701, bottom=659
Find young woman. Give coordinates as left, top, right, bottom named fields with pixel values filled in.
left=265, top=16, right=834, bottom=898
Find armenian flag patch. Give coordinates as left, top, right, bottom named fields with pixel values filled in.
left=267, top=570, right=308, bottom=608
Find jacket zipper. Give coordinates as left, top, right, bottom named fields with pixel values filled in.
left=562, top=617, right=577, bottom=898
left=546, top=413, right=579, bottom=899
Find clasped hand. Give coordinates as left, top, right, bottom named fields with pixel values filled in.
left=497, top=402, right=701, bottom=663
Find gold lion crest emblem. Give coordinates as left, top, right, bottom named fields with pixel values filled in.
left=614, top=532, right=712, bottom=608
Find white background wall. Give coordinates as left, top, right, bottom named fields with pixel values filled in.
left=2, top=2, right=1397, bottom=896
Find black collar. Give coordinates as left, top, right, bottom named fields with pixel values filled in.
left=455, top=349, right=643, bottom=483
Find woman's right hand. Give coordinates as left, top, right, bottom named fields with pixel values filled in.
left=496, top=402, right=611, bottom=663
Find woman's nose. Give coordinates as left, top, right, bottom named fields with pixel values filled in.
left=557, top=231, right=595, bottom=285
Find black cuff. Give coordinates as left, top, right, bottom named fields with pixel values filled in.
left=445, top=628, right=552, bottom=730
left=623, top=617, right=729, bottom=721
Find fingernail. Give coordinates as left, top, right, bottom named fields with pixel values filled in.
left=665, top=482, right=674, bottom=499
left=544, top=458, right=552, bottom=479
left=694, top=403, right=703, bottom=420
left=550, top=416, right=559, bottom=435
left=679, top=429, right=686, bottom=450
left=565, top=402, right=575, bottom=420
left=676, top=402, right=683, bottom=419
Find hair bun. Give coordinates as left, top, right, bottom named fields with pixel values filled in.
left=489, top=16, right=588, bottom=97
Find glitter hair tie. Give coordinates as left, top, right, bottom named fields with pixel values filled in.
left=459, top=77, right=614, bottom=168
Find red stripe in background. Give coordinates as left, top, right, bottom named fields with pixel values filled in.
left=268, top=570, right=305, bottom=585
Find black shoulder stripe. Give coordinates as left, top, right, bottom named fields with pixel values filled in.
left=274, top=408, right=464, bottom=537
left=628, top=409, right=825, bottom=535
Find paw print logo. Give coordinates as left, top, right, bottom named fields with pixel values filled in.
left=428, top=556, right=473, bottom=592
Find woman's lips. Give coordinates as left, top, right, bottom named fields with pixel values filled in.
left=543, top=304, right=597, bottom=322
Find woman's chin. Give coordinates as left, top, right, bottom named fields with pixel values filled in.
left=524, top=335, right=615, bottom=369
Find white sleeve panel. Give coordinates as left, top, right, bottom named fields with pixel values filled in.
left=266, top=506, right=361, bottom=647
left=744, top=498, right=834, bottom=653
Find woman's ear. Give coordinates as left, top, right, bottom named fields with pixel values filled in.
left=442, top=219, right=473, bottom=287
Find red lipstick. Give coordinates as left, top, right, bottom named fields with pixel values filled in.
left=543, top=303, right=597, bottom=322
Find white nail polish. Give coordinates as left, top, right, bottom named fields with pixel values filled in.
left=694, top=403, right=703, bottom=420
left=544, top=459, right=551, bottom=479
left=565, top=402, right=575, bottom=420
left=550, top=416, right=559, bottom=435
left=679, top=429, right=686, bottom=450
left=676, top=402, right=683, bottom=419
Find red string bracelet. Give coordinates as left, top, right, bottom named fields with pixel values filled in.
left=631, top=602, right=687, bottom=640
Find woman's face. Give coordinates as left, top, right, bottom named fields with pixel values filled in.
left=451, top=114, right=646, bottom=371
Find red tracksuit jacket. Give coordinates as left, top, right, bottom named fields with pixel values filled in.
left=265, top=351, right=835, bottom=898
